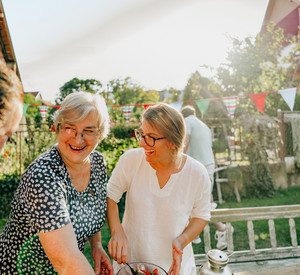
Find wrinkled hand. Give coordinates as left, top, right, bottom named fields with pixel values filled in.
left=92, top=243, right=113, bottom=275
left=168, top=239, right=183, bottom=275
left=107, top=229, right=128, bottom=265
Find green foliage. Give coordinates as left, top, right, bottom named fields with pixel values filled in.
left=24, top=93, right=43, bottom=124
left=216, top=23, right=300, bottom=117
left=0, top=172, right=20, bottom=218
left=56, top=78, right=103, bottom=105
left=239, top=114, right=277, bottom=198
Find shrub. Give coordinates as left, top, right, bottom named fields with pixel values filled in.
left=0, top=172, right=20, bottom=219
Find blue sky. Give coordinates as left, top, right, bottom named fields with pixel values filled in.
left=3, top=0, right=268, bottom=103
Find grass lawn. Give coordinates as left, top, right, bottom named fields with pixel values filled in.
left=1, top=186, right=300, bottom=267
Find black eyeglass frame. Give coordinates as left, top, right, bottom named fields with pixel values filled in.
left=134, top=129, right=166, bottom=147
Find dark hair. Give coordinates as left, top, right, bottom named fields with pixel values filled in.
left=181, top=105, right=195, bottom=118
left=0, top=63, right=23, bottom=123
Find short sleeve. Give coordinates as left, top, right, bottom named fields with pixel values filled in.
left=19, top=162, right=70, bottom=233
left=190, top=162, right=211, bottom=221
left=107, top=149, right=142, bottom=203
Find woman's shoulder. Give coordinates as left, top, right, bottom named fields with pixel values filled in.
left=120, top=147, right=142, bottom=158
left=184, top=154, right=207, bottom=172
left=22, top=146, right=64, bottom=181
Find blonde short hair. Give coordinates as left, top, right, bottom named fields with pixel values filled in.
left=54, top=92, right=110, bottom=141
left=142, top=103, right=186, bottom=159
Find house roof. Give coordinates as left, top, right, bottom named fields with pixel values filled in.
left=0, top=0, right=21, bottom=79
left=261, top=0, right=300, bottom=37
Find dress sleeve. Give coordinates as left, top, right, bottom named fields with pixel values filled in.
left=19, top=161, right=70, bottom=233
left=107, top=149, right=140, bottom=203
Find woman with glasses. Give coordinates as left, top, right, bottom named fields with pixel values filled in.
left=0, top=92, right=112, bottom=275
left=106, top=103, right=211, bottom=275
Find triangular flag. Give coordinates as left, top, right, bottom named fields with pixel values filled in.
left=122, top=105, right=134, bottom=122
left=195, top=99, right=210, bottom=117
left=279, top=87, right=297, bottom=111
left=169, top=102, right=183, bottom=112
left=143, top=104, right=155, bottom=110
left=23, top=104, right=30, bottom=115
left=249, top=93, right=267, bottom=114
left=38, top=106, right=49, bottom=121
left=223, top=97, right=237, bottom=119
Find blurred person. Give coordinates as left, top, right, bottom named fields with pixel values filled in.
left=181, top=105, right=230, bottom=250
left=0, top=92, right=113, bottom=275
left=107, top=103, right=211, bottom=275
left=0, top=62, right=23, bottom=151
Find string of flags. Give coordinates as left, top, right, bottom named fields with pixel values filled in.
left=23, top=87, right=299, bottom=122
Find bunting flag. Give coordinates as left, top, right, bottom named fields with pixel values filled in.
left=22, top=86, right=299, bottom=118
left=222, top=97, right=237, bottom=119
left=249, top=93, right=267, bottom=114
left=195, top=99, right=210, bottom=117
left=122, top=105, right=134, bottom=122
left=38, top=106, right=49, bottom=121
left=143, top=104, right=155, bottom=110
left=279, top=88, right=297, bottom=111
left=169, top=101, right=183, bottom=112
left=23, top=104, right=30, bottom=115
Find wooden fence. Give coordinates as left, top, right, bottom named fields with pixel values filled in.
left=195, top=205, right=300, bottom=265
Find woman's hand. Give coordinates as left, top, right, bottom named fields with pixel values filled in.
left=91, top=242, right=113, bottom=275
left=107, top=228, right=128, bottom=265
left=168, top=239, right=183, bottom=275
left=107, top=197, right=128, bottom=265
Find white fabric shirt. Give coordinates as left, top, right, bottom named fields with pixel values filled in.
left=184, top=115, right=215, bottom=166
left=107, top=148, right=211, bottom=275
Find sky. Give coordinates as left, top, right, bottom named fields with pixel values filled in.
left=2, top=0, right=269, bottom=104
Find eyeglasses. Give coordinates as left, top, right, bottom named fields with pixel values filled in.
left=60, top=126, right=99, bottom=140
left=134, top=128, right=166, bottom=147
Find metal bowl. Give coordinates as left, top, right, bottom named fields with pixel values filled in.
left=116, top=262, right=168, bottom=275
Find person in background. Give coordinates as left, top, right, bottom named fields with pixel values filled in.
left=0, top=62, right=23, bottom=151
left=0, top=92, right=113, bottom=275
left=181, top=105, right=230, bottom=250
left=107, top=103, right=211, bottom=275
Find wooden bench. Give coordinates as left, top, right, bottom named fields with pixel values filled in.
left=194, top=205, right=300, bottom=265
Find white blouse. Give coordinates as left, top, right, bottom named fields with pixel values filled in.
left=107, top=148, right=211, bottom=275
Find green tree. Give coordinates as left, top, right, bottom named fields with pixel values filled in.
left=216, top=23, right=300, bottom=117
left=107, top=77, right=159, bottom=122
left=182, top=71, right=228, bottom=118
left=55, top=78, right=103, bottom=105
left=24, top=93, right=42, bottom=124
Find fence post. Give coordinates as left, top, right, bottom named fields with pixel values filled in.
left=277, top=110, right=286, bottom=161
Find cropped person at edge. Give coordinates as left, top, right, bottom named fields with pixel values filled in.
left=0, top=62, right=23, bottom=151
left=106, top=103, right=211, bottom=275
left=0, top=92, right=113, bottom=275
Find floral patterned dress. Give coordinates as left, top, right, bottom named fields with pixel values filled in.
left=0, top=146, right=107, bottom=274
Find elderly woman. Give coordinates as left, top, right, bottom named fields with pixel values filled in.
left=0, top=92, right=112, bottom=275
left=107, top=103, right=211, bottom=275
left=0, top=62, right=23, bottom=151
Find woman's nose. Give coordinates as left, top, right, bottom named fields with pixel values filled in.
left=139, top=137, right=146, bottom=147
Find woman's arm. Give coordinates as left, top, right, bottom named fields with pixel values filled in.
left=38, top=223, right=95, bottom=275
left=88, top=232, right=113, bottom=275
left=106, top=197, right=128, bottom=264
left=168, top=217, right=207, bottom=275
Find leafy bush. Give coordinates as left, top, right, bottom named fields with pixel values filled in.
left=0, top=172, right=20, bottom=219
